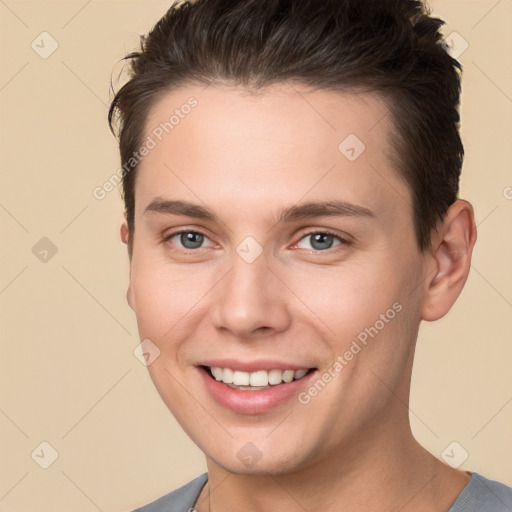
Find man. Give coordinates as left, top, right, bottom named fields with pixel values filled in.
left=108, top=0, right=512, bottom=510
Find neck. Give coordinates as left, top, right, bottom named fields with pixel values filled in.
left=196, top=419, right=469, bottom=512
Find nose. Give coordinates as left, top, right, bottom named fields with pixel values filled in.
left=209, top=249, right=292, bottom=340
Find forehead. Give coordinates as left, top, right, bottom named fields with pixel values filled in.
left=136, top=82, right=411, bottom=223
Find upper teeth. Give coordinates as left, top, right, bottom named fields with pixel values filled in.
left=210, top=367, right=309, bottom=387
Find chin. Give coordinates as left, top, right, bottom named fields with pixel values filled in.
left=199, top=435, right=316, bottom=477
left=213, top=453, right=305, bottom=476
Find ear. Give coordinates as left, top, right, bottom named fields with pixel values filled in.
left=120, top=221, right=129, bottom=245
left=120, top=221, right=137, bottom=312
left=421, top=200, right=477, bottom=322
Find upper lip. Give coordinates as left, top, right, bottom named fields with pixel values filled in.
left=198, top=359, right=317, bottom=372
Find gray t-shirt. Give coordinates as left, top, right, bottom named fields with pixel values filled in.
left=133, top=472, right=512, bottom=511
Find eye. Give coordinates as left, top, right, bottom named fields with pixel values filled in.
left=295, top=231, right=350, bottom=251
left=162, top=229, right=350, bottom=253
left=163, top=230, right=214, bottom=251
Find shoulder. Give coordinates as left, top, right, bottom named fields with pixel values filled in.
left=132, top=473, right=208, bottom=512
left=447, top=472, right=512, bottom=512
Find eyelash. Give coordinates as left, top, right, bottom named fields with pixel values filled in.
left=161, top=229, right=352, bottom=254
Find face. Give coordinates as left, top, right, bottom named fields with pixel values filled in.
left=126, top=82, right=431, bottom=475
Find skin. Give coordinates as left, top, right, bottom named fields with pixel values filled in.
left=121, top=82, right=477, bottom=511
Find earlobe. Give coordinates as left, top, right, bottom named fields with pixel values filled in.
left=421, top=200, right=477, bottom=321
left=120, top=221, right=137, bottom=311
left=120, top=222, right=129, bottom=245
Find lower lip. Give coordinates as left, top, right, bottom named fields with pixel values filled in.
left=198, top=367, right=317, bottom=414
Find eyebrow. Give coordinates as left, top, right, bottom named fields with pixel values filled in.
left=143, top=198, right=375, bottom=223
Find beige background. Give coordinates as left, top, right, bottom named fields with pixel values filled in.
left=0, top=0, right=511, bottom=510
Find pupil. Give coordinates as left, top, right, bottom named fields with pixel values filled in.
left=181, top=232, right=203, bottom=249
left=312, top=233, right=333, bottom=250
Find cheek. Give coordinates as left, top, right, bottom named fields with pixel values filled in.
left=287, top=257, right=407, bottom=340
left=286, top=253, right=421, bottom=394
left=129, top=252, right=213, bottom=343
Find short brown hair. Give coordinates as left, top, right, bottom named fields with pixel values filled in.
left=108, top=0, right=463, bottom=254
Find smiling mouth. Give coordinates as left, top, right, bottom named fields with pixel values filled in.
left=201, top=365, right=316, bottom=391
